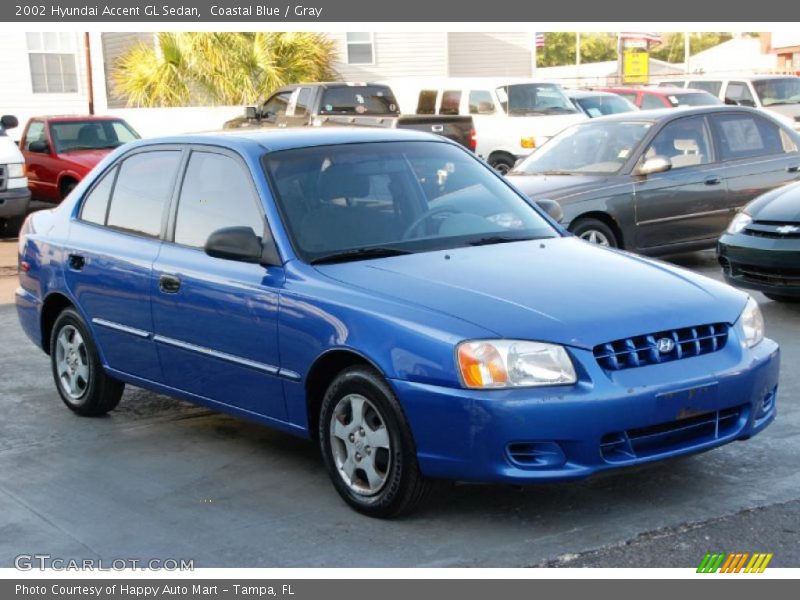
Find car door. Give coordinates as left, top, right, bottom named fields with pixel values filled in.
left=275, top=86, right=315, bottom=129
left=151, top=147, right=287, bottom=420
left=65, top=147, right=183, bottom=381
left=21, top=120, right=60, bottom=201
left=634, top=115, right=728, bottom=250
left=710, top=111, right=800, bottom=212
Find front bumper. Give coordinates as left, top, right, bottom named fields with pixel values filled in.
left=718, top=233, right=800, bottom=297
left=394, top=333, right=779, bottom=483
left=0, top=186, right=31, bottom=219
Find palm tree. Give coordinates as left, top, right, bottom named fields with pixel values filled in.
left=113, top=32, right=338, bottom=107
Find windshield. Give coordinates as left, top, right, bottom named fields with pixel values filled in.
left=319, top=86, right=400, bottom=115
left=666, top=92, right=720, bottom=107
left=264, top=141, right=558, bottom=263
left=497, top=84, right=578, bottom=116
left=753, top=78, right=800, bottom=106
left=513, top=121, right=653, bottom=175
left=50, top=120, right=140, bottom=153
left=574, top=95, right=637, bottom=117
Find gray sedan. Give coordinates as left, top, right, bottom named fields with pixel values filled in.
left=507, top=106, right=800, bottom=255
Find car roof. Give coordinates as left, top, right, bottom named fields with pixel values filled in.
left=120, top=126, right=449, bottom=153
left=566, top=89, right=622, bottom=98
left=642, top=86, right=707, bottom=94
left=588, top=105, right=765, bottom=123
left=31, top=115, right=127, bottom=122
left=684, top=74, right=799, bottom=82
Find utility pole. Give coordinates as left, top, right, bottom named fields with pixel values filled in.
left=684, top=32, right=691, bottom=74
left=84, top=32, right=95, bottom=115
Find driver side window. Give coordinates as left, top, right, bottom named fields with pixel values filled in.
left=261, top=91, right=292, bottom=123
left=645, top=116, right=713, bottom=170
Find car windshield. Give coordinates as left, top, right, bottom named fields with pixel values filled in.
left=50, top=120, right=140, bottom=153
left=753, top=78, right=800, bottom=106
left=574, top=95, right=637, bottom=117
left=496, top=83, right=578, bottom=116
left=264, top=141, right=558, bottom=263
left=666, top=92, right=720, bottom=107
left=513, top=121, right=653, bottom=175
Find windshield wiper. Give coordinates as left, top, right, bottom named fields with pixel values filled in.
left=536, top=170, right=578, bottom=176
left=310, top=246, right=413, bottom=265
left=468, top=234, right=546, bottom=247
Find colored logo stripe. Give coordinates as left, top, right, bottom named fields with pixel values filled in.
left=697, top=552, right=773, bottom=573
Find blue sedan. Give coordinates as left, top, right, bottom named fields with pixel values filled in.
left=15, top=128, right=779, bottom=517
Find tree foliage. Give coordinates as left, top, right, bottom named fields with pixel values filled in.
left=113, top=32, right=338, bottom=107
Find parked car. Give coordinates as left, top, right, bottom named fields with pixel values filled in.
left=0, top=114, right=30, bottom=236
left=226, top=82, right=475, bottom=152
left=20, top=116, right=140, bottom=202
left=565, top=89, right=639, bottom=118
left=657, top=76, right=800, bottom=132
left=598, top=86, right=722, bottom=110
left=17, top=128, right=779, bottom=517
left=507, top=106, right=800, bottom=254
left=386, top=77, right=586, bottom=173
left=718, top=181, right=800, bottom=303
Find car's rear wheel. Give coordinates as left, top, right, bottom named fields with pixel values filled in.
left=489, top=153, right=515, bottom=175
left=764, top=293, right=800, bottom=303
left=319, top=366, right=431, bottom=517
left=50, top=308, right=124, bottom=416
left=570, top=218, right=619, bottom=248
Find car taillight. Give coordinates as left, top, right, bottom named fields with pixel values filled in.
left=469, top=128, right=477, bottom=152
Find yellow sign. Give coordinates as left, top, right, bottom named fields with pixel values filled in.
left=623, top=49, right=649, bottom=84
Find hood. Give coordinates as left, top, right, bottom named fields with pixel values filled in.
left=56, top=148, right=114, bottom=171
left=316, top=237, right=747, bottom=349
left=748, top=181, right=800, bottom=221
left=764, top=103, right=800, bottom=120
left=505, top=173, right=615, bottom=203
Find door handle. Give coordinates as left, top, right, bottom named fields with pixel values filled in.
left=68, top=254, right=85, bottom=271
left=788, top=165, right=800, bottom=173
left=704, top=177, right=722, bottom=186
left=159, top=274, right=181, bottom=294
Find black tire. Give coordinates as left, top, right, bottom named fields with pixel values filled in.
left=319, top=366, right=431, bottom=518
left=569, top=217, right=619, bottom=248
left=764, top=293, right=800, bottom=303
left=50, top=308, right=124, bottom=416
left=60, top=180, right=78, bottom=199
left=489, top=153, right=515, bottom=175
left=0, top=216, right=23, bottom=238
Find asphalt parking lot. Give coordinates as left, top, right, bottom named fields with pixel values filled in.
left=0, top=243, right=798, bottom=568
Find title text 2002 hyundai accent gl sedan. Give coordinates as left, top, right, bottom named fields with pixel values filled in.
left=16, top=129, right=779, bottom=517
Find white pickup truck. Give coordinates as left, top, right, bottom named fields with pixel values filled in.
left=386, top=78, right=587, bottom=173
left=0, top=115, right=30, bottom=237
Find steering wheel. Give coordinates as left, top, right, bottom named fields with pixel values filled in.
left=402, top=207, right=460, bottom=240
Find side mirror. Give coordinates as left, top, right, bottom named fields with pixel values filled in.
left=1, top=115, right=19, bottom=129
left=28, top=140, right=50, bottom=153
left=245, top=106, right=258, bottom=120
left=636, top=156, right=672, bottom=176
left=204, top=226, right=281, bottom=266
left=535, top=198, right=564, bottom=222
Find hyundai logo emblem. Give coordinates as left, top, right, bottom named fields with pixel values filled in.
left=656, top=337, right=675, bottom=354
left=776, top=225, right=799, bottom=235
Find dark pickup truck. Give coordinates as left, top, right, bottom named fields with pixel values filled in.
left=225, top=82, right=475, bottom=151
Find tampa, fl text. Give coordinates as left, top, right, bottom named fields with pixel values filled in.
left=36, top=5, right=324, bottom=18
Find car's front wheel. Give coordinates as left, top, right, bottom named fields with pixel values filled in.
left=764, top=292, right=800, bottom=303
left=570, top=217, right=619, bottom=248
left=319, top=366, right=431, bottom=517
left=50, top=308, right=124, bottom=416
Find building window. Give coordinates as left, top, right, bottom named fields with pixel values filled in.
left=26, top=32, right=79, bottom=93
left=346, top=33, right=374, bottom=65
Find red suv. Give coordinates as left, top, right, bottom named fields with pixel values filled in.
left=20, top=116, right=140, bottom=202
left=598, top=86, right=722, bottom=110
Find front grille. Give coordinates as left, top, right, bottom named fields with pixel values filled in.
left=734, top=263, right=800, bottom=287
left=593, top=323, right=729, bottom=371
left=600, top=405, right=746, bottom=463
left=744, top=221, right=800, bottom=239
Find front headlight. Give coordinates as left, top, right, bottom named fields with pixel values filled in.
left=740, top=297, right=765, bottom=348
left=6, top=163, right=24, bottom=178
left=456, top=340, right=577, bottom=389
left=727, top=212, right=752, bottom=234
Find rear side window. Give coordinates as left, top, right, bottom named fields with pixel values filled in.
left=416, top=90, right=437, bottom=115
left=712, top=114, right=785, bottom=160
left=106, top=151, right=181, bottom=237
left=24, top=122, right=46, bottom=150
left=689, top=81, right=722, bottom=96
left=318, top=86, right=399, bottom=115
left=640, top=94, right=666, bottom=110
left=292, top=87, right=314, bottom=116
left=439, top=90, right=462, bottom=115
left=174, top=152, right=264, bottom=249
left=724, top=82, right=756, bottom=107
left=469, top=90, right=495, bottom=114
left=80, top=166, right=117, bottom=225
